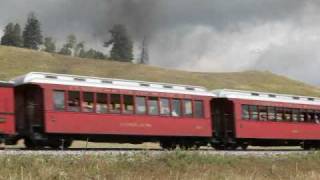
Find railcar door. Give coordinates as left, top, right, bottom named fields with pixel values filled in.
left=211, top=98, right=235, bottom=142
left=15, top=84, right=44, bottom=135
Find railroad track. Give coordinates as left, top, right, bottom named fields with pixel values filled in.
left=0, top=148, right=312, bottom=156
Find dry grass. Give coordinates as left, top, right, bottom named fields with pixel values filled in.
left=1, top=45, right=320, bottom=96
left=1, top=151, right=320, bottom=180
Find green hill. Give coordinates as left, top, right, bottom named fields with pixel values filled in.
left=0, top=45, right=319, bottom=96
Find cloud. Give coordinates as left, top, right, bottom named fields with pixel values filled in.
left=1, top=0, right=320, bottom=85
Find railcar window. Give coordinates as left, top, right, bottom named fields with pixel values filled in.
left=284, top=108, right=292, bottom=122
left=242, top=105, right=249, bottom=119
left=68, top=91, right=80, bottom=112
left=242, top=104, right=320, bottom=124
left=267, top=107, right=276, bottom=121
left=172, top=99, right=182, bottom=117
left=194, top=100, right=204, bottom=118
left=315, top=111, right=320, bottom=124
left=183, top=100, right=193, bottom=117
left=250, top=105, right=258, bottom=120
left=148, top=97, right=159, bottom=115
left=83, top=92, right=94, bottom=112
left=292, top=109, right=299, bottom=122
left=307, top=110, right=315, bottom=123
left=110, top=94, right=121, bottom=113
left=53, top=90, right=65, bottom=111
left=276, top=107, right=283, bottom=121
left=160, top=98, right=170, bottom=116
left=96, top=93, right=107, bottom=113
left=259, top=106, right=267, bottom=121
left=300, top=110, right=306, bottom=122
left=123, top=95, right=134, bottom=114
left=135, top=96, right=146, bottom=114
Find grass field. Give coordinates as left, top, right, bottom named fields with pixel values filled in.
left=1, top=45, right=320, bottom=97
left=1, top=151, right=320, bottom=180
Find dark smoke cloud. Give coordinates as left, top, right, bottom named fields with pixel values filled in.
left=1, top=0, right=320, bottom=85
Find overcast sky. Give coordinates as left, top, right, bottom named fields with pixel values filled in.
left=1, top=0, right=320, bottom=85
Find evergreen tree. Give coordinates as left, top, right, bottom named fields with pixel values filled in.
left=1, top=23, right=22, bottom=47
left=43, top=37, right=56, bottom=53
left=104, top=24, right=133, bottom=62
left=23, top=13, right=43, bottom=49
left=59, top=44, right=72, bottom=55
left=59, top=34, right=77, bottom=56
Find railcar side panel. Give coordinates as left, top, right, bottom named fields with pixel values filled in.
left=234, top=99, right=320, bottom=140
left=41, top=84, right=212, bottom=137
left=0, top=86, right=15, bottom=134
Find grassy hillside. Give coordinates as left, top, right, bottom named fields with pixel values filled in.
left=1, top=45, right=320, bottom=96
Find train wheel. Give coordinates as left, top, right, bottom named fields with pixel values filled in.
left=212, top=144, right=226, bottom=150
left=47, top=138, right=72, bottom=149
left=160, top=141, right=177, bottom=150
left=301, top=144, right=312, bottom=150
left=240, top=144, right=249, bottom=150
left=24, top=138, right=42, bottom=149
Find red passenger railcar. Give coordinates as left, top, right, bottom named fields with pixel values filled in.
left=11, top=72, right=213, bottom=149
left=0, top=82, right=15, bottom=139
left=212, top=89, right=320, bottom=150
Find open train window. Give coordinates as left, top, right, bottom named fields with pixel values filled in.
left=172, top=99, right=182, bottom=117
left=242, top=105, right=249, bottom=119
left=135, top=96, right=146, bottom=114
left=110, top=94, right=121, bottom=113
left=194, top=100, right=204, bottom=118
left=249, top=105, right=258, bottom=120
left=148, top=97, right=159, bottom=115
left=307, top=110, right=315, bottom=123
left=258, top=106, right=267, bottom=121
left=276, top=107, right=283, bottom=121
left=300, top=110, right=307, bottom=122
left=160, top=98, right=170, bottom=116
left=83, top=92, right=94, bottom=112
left=96, top=93, right=107, bottom=113
left=68, top=91, right=80, bottom=112
left=53, top=90, right=65, bottom=111
left=284, top=108, right=292, bottom=122
left=292, top=109, right=299, bottom=122
left=183, top=100, right=193, bottom=117
left=123, top=95, right=134, bottom=114
left=267, top=107, right=276, bottom=121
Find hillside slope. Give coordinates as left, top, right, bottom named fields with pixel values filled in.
left=0, top=45, right=319, bottom=96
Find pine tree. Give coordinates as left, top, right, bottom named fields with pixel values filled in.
left=1, top=23, right=22, bottom=47
left=104, top=24, right=133, bottom=62
left=12, top=24, right=23, bottom=47
left=59, top=34, right=77, bottom=56
left=44, top=37, right=56, bottom=53
left=23, top=13, right=43, bottom=49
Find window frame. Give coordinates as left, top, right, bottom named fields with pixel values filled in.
left=67, top=90, right=81, bottom=112
left=183, top=99, right=193, bottom=118
left=53, top=90, right=66, bottom=111
left=82, top=91, right=95, bottom=113
left=96, top=92, right=108, bottom=114
left=194, top=100, right=204, bottom=119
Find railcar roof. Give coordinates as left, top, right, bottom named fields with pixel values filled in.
left=11, top=72, right=214, bottom=96
left=0, top=81, right=14, bottom=87
left=212, top=89, right=320, bottom=106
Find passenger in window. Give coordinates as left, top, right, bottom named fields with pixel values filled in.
left=300, top=114, right=305, bottom=122
left=276, top=113, right=282, bottom=121
left=315, top=115, right=320, bottom=124
left=96, top=103, right=107, bottom=113
left=68, top=98, right=80, bottom=112
left=83, top=102, right=94, bottom=112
